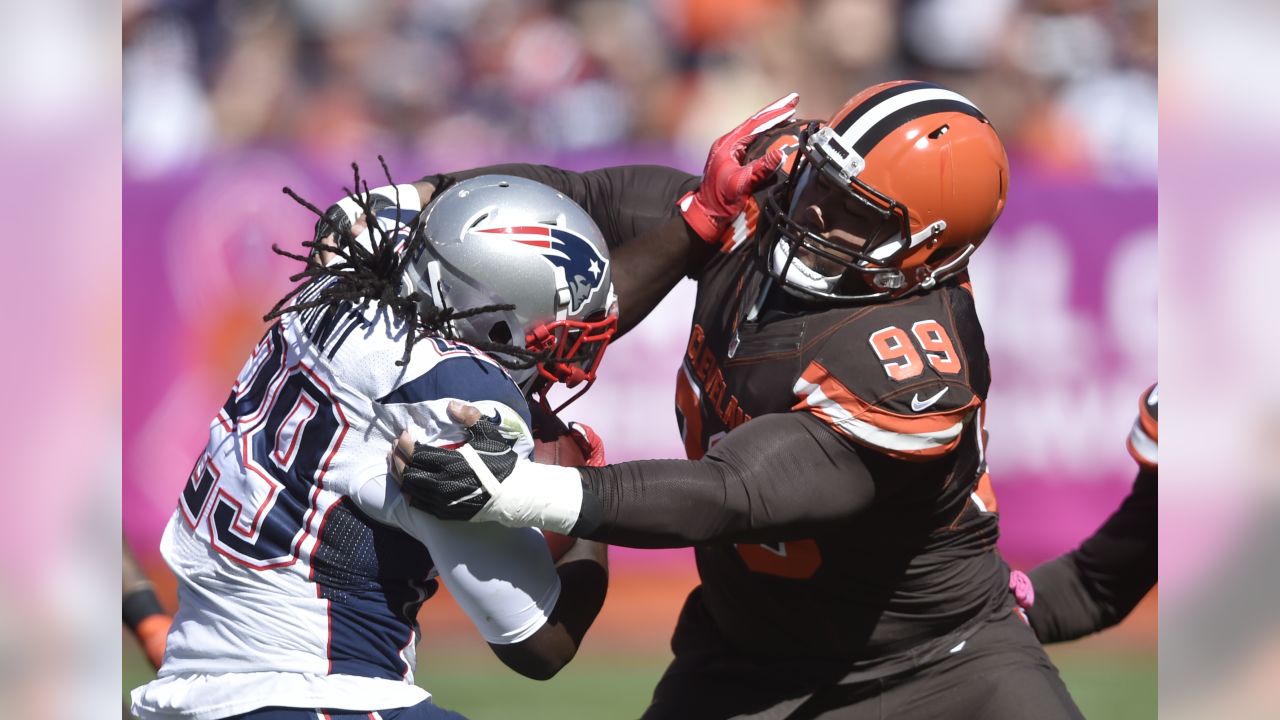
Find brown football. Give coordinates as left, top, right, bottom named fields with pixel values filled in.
left=533, top=433, right=588, bottom=466
left=531, top=434, right=585, bottom=561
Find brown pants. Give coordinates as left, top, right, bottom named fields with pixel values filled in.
left=643, top=604, right=1082, bottom=720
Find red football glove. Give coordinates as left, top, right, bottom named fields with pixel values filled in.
left=679, top=93, right=800, bottom=244
left=567, top=421, right=606, bottom=467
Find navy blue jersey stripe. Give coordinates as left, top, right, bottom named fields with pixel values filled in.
left=312, top=499, right=435, bottom=681
left=377, top=355, right=532, bottom=430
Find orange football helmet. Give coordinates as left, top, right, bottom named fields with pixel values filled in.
left=760, top=80, right=1009, bottom=301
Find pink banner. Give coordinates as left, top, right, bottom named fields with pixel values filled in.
left=125, top=151, right=1155, bottom=569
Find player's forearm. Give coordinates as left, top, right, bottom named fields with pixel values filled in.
left=573, top=457, right=740, bottom=547
left=1026, top=553, right=1108, bottom=643
left=573, top=413, right=875, bottom=547
left=490, top=540, right=608, bottom=680
left=398, top=413, right=873, bottom=546
left=419, top=163, right=582, bottom=201
left=612, top=216, right=713, bottom=336
left=551, top=539, right=608, bottom=647
left=420, top=164, right=707, bottom=337
left=123, top=540, right=172, bottom=669
left=419, top=163, right=696, bottom=250
left=1028, top=470, right=1157, bottom=642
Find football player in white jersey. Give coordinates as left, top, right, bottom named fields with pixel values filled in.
left=131, top=174, right=616, bottom=719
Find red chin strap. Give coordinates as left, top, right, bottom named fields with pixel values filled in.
left=526, top=313, right=618, bottom=414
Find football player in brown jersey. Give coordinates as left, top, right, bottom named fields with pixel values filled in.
left=381, top=81, right=1083, bottom=718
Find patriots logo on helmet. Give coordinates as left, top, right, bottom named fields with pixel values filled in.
left=474, top=225, right=609, bottom=314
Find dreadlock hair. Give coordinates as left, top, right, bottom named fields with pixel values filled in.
left=266, top=157, right=558, bottom=372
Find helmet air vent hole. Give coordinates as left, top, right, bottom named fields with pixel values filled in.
left=498, top=181, right=510, bottom=188
left=928, top=124, right=950, bottom=139
left=466, top=212, right=491, bottom=231
left=488, top=321, right=512, bottom=344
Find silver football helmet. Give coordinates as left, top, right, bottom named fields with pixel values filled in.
left=405, top=175, right=618, bottom=400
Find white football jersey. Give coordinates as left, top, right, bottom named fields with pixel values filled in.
left=133, top=277, right=560, bottom=720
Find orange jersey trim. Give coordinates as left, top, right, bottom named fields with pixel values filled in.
left=792, top=360, right=977, bottom=460
left=792, top=361, right=978, bottom=435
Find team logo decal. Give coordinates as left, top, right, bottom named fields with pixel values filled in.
left=474, top=225, right=609, bottom=314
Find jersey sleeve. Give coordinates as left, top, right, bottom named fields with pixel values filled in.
left=374, top=350, right=535, bottom=455
left=424, top=164, right=699, bottom=252
left=392, top=501, right=562, bottom=645
left=790, top=290, right=988, bottom=461
left=575, top=411, right=876, bottom=547
left=1126, top=384, right=1158, bottom=470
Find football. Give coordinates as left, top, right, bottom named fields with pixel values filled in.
left=533, top=432, right=588, bottom=466
left=531, top=434, right=585, bottom=561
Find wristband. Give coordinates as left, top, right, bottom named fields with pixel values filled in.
left=123, top=587, right=166, bottom=633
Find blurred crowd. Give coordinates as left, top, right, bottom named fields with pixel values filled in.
left=123, top=0, right=1156, bottom=184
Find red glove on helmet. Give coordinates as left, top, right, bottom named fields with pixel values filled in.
left=679, top=93, right=800, bottom=244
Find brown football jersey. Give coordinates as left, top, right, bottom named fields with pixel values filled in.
left=671, top=127, right=1007, bottom=668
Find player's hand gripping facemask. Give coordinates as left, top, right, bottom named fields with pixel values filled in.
left=678, top=93, right=799, bottom=244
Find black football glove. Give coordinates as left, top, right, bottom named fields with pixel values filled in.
left=400, top=413, right=519, bottom=520
left=309, top=189, right=405, bottom=264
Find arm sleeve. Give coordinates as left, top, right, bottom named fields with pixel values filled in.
left=1027, top=469, right=1158, bottom=643
left=572, top=412, right=877, bottom=548
left=423, top=164, right=699, bottom=251
left=399, top=510, right=562, bottom=646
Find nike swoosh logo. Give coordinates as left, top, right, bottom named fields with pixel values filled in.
left=910, top=387, right=949, bottom=412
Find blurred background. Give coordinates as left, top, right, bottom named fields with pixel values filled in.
left=122, top=0, right=1156, bottom=717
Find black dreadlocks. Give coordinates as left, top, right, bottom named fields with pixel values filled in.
left=266, top=157, right=557, bottom=371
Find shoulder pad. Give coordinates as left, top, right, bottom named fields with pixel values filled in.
left=792, top=295, right=985, bottom=461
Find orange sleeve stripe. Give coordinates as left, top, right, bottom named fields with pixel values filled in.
left=802, top=407, right=963, bottom=460
left=791, top=361, right=978, bottom=435
left=974, top=470, right=998, bottom=513
left=876, top=437, right=961, bottom=461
